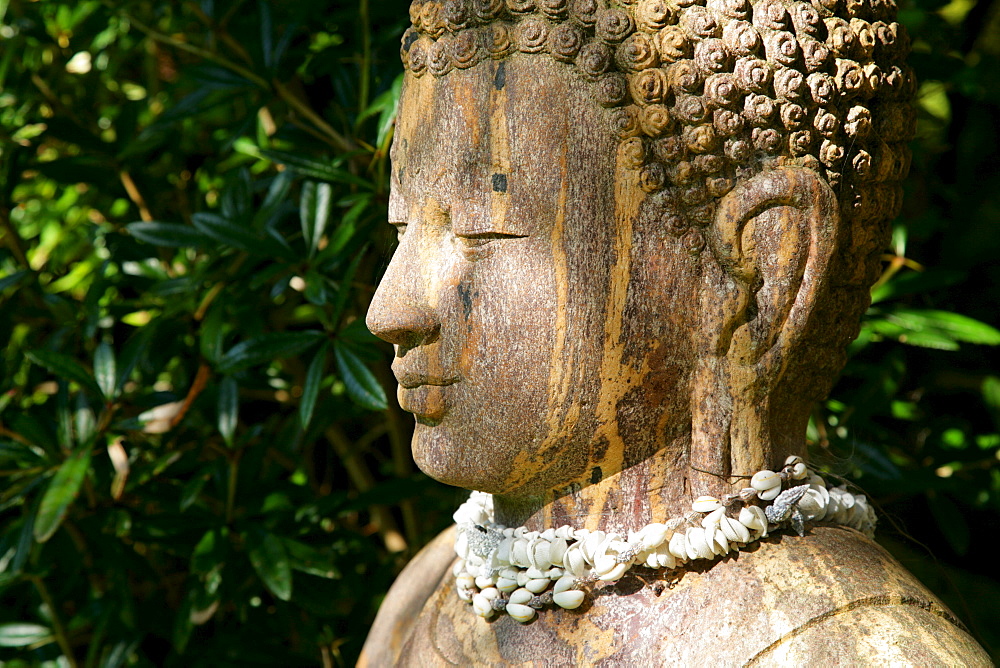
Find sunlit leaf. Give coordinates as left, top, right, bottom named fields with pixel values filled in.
left=300, top=342, right=328, bottom=429
left=300, top=180, right=333, bottom=258
left=218, top=377, right=238, bottom=446
left=94, top=342, right=116, bottom=400
left=334, top=342, right=387, bottom=411
left=126, top=221, right=212, bottom=248
left=247, top=529, right=292, bottom=601
left=34, top=449, right=92, bottom=543
left=26, top=349, right=104, bottom=400
left=217, top=331, right=324, bottom=374
left=0, top=623, right=54, bottom=648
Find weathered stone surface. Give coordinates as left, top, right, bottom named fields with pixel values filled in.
left=359, top=0, right=990, bottom=663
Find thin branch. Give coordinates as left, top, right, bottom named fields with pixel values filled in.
left=128, top=15, right=269, bottom=89
left=31, top=576, right=79, bottom=668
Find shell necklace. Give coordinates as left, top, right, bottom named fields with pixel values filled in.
left=451, top=456, right=876, bottom=623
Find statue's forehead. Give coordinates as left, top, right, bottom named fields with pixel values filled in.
left=391, top=56, right=617, bottom=234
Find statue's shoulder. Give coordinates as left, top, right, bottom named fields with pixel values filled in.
left=360, top=526, right=990, bottom=667
left=357, top=525, right=457, bottom=668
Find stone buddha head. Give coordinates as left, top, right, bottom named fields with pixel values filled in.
left=366, top=0, right=914, bottom=522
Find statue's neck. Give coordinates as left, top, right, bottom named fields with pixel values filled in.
left=491, top=438, right=700, bottom=534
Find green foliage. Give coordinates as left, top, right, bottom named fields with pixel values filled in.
left=0, top=0, right=998, bottom=664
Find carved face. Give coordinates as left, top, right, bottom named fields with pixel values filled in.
left=367, top=54, right=700, bottom=496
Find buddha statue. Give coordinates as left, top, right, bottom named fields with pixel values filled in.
left=359, top=0, right=991, bottom=664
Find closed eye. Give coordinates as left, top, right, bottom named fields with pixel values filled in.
left=455, top=231, right=527, bottom=260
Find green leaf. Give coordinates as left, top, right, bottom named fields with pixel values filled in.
left=300, top=342, right=328, bottom=429
left=74, top=393, right=96, bottom=447
left=26, top=349, right=104, bottom=400
left=0, top=269, right=29, bottom=292
left=334, top=342, right=387, bottom=411
left=300, top=180, right=333, bottom=258
left=866, top=307, right=1000, bottom=349
left=126, top=221, right=212, bottom=248
left=192, top=212, right=285, bottom=257
left=200, top=305, right=226, bottom=365
left=94, top=342, right=116, bottom=400
left=0, top=623, right=54, bottom=648
left=247, top=530, right=292, bottom=601
left=217, top=331, right=324, bottom=374
left=218, top=377, right=238, bottom=446
left=34, top=449, right=92, bottom=543
left=283, top=538, right=340, bottom=579
left=258, top=148, right=373, bottom=188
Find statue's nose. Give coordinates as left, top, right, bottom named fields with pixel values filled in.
left=366, top=235, right=441, bottom=349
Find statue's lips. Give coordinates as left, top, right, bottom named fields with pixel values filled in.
left=393, top=371, right=459, bottom=389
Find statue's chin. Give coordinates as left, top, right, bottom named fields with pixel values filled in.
left=411, top=422, right=503, bottom=494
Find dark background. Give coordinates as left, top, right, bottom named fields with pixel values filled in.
left=0, top=0, right=998, bottom=665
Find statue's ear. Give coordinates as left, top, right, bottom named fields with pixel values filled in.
left=705, top=165, right=841, bottom=382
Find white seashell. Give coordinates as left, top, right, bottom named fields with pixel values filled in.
left=655, top=547, right=677, bottom=569
left=480, top=586, right=500, bottom=601
left=541, top=528, right=556, bottom=541
left=496, top=577, right=519, bottom=593
left=564, top=546, right=587, bottom=577
left=516, top=571, right=530, bottom=587
left=452, top=559, right=467, bottom=577
left=758, top=485, right=782, bottom=501
left=475, top=575, right=495, bottom=589
left=553, top=590, right=586, bottom=609
left=506, top=602, right=536, bottom=623
left=532, top=540, right=553, bottom=571
left=809, top=473, right=826, bottom=487
left=456, top=574, right=476, bottom=590
left=555, top=525, right=574, bottom=540
left=721, top=516, right=751, bottom=543
left=502, top=527, right=515, bottom=538
left=751, top=470, right=781, bottom=491
left=499, top=566, right=519, bottom=580
left=514, top=527, right=527, bottom=538
left=526, top=578, right=551, bottom=594
left=712, top=528, right=730, bottom=555
left=509, top=588, right=533, bottom=605
left=496, top=537, right=513, bottom=563
left=594, top=555, right=618, bottom=577
left=784, top=455, right=804, bottom=467
left=554, top=575, right=577, bottom=594
left=668, top=532, right=689, bottom=560
left=686, top=527, right=714, bottom=560
left=466, top=563, right=481, bottom=578
left=639, top=523, right=670, bottom=551
left=472, top=594, right=494, bottom=618
left=645, top=552, right=659, bottom=569
left=525, top=566, right=546, bottom=580
left=582, top=531, right=606, bottom=564
left=701, top=507, right=726, bottom=529
left=574, top=528, right=590, bottom=541
left=797, top=488, right=826, bottom=521
left=791, top=462, right=808, bottom=479
left=549, top=537, right=568, bottom=565
left=454, top=532, right=470, bottom=559
left=739, top=505, right=767, bottom=532
left=546, top=567, right=564, bottom=580
left=524, top=531, right=540, bottom=540
left=457, top=586, right=474, bottom=602
left=692, top=496, right=723, bottom=513
left=598, top=562, right=629, bottom=581
left=511, top=539, right=530, bottom=568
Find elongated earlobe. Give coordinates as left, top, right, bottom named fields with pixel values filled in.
left=690, top=165, right=842, bottom=494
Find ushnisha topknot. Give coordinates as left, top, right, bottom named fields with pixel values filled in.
left=399, top=0, right=916, bottom=401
